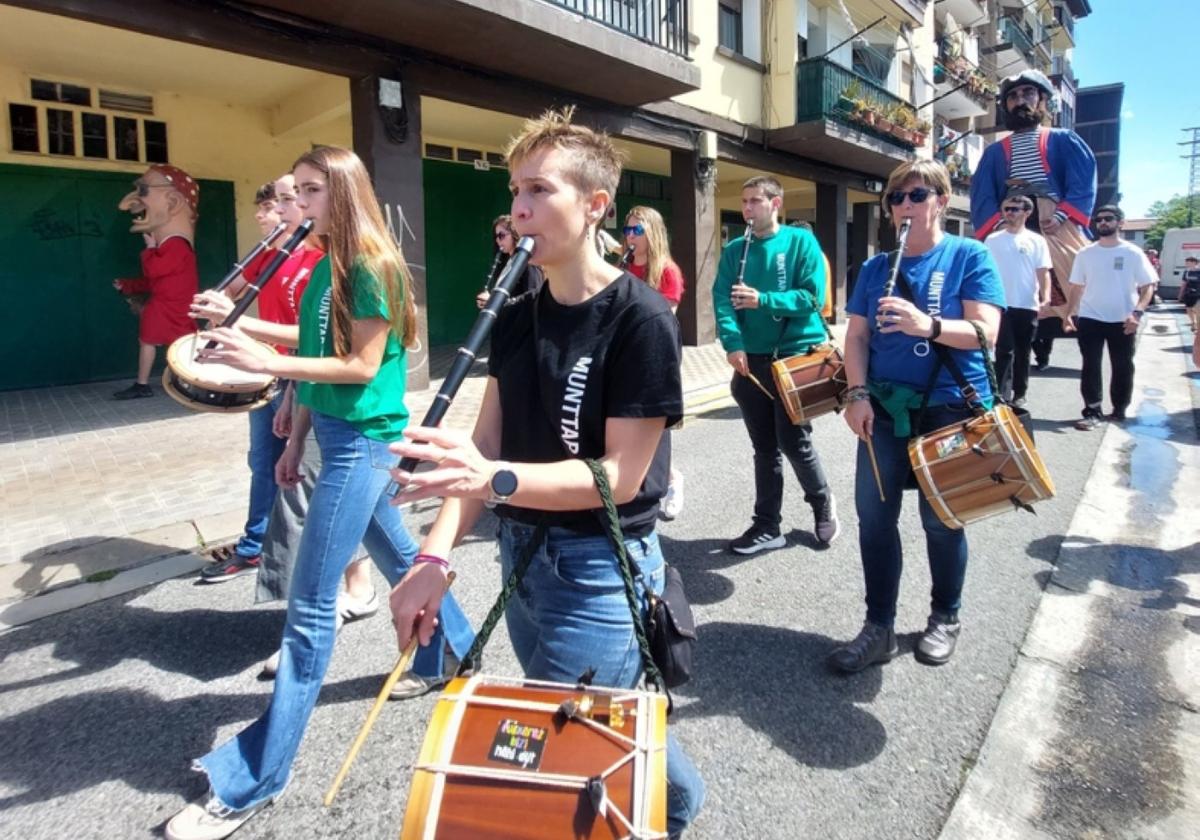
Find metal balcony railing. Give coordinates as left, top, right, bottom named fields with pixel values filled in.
left=998, top=17, right=1036, bottom=61
left=543, top=0, right=690, bottom=58
left=796, top=58, right=916, bottom=149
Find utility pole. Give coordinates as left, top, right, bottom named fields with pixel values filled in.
left=1181, top=127, right=1200, bottom=227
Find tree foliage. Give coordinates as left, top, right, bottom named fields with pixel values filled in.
left=1144, top=193, right=1200, bottom=251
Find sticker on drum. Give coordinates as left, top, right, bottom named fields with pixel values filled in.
left=488, top=718, right=548, bottom=771
left=935, top=432, right=968, bottom=459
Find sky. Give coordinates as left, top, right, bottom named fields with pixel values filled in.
left=1070, top=1, right=1200, bottom=218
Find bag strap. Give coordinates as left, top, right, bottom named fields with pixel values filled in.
left=584, top=459, right=665, bottom=694
left=457, top=521, right=547, bottom=675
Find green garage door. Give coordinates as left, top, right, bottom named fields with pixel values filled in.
left=0, top=164, right=236, bottom=391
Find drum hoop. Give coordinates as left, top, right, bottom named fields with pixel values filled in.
left=166, top=336, right=276, bottom=393
left=988, top=408, right=1054, bottom=499
left=161, top=371, right=275, bottom=414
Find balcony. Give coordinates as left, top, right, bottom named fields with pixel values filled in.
left=250, top=0, right=700, bottom=105
left=991, top=17, right=1038, bottom=73
left=765, top=58, right=920, bottom=177
left=933, top=44, right=993, bottom=120
left=935, top=0, right=987, bottom=27
left=1050, top=3, right=1075, bottom=50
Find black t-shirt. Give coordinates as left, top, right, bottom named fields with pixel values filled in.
left=487, top=272, right=683, bottom=537
left=1182, top=268, right=1200, bottom=296
left=490, top=256, right=545, bottom=299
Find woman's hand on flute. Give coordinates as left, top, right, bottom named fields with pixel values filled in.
left=189, top=289, right=236, bottom=323
left=388, top=426, right=493, bottom=504
left=196, top=326, right=273, bottom=373
left=390, top=563, right=449, bottom=650
left=876, top=296, right=933, bottom=337
left=845, top=398, right=874, bottom=442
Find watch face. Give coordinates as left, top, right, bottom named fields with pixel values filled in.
left=491, top=469, right=518, bottom=497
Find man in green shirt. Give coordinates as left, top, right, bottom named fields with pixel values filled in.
left=713, top=175, right=839, bottom=554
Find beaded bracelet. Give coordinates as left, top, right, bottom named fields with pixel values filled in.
left=414, top=553, right=450, bottom=570
left=845, top=385, right=870, bottom=402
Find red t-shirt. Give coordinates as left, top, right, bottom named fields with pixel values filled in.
left=628, top=259, right=685, bottom=306
left=244, top=244, right=324, bottom=352
left=117, top=235, right=198, bottom=345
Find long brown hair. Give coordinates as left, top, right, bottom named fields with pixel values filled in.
left=626, top=205, right=671, bottom=291
left=292, top=146, right=417, bottom=354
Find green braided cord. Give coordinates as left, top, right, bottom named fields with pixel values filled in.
left=456, top=522, right=546, bottom=676
left=585, top=459, right=665, bottom=693
left=970, top=320, right=1001, bottom=399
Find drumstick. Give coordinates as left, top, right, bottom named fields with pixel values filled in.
left=744, top=371, right=774, bottom=400
left=324, top=571, right=456, bottom=807
left=864, top=434, right=886, bottom=503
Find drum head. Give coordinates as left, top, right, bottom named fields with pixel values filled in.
left=166, top=334, right=275, bottom=393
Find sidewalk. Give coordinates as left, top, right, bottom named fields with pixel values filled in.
left=939, top=306, right=1200, bottom=839
left=0, top=338, right=744, bottom=623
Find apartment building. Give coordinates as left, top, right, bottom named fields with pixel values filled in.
left=1, top=0, right=941, bottom=390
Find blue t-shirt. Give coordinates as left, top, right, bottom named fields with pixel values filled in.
left=847, top=235, right=1006, bottom=405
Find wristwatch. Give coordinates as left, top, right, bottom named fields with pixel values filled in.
left=1131, top=309, right=1145, bottom=319
left=486, top=463, right=518, bottom=508
left=927, top=317, right=943, bottom=341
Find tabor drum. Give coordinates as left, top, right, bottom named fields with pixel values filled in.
left=769, top=344, right=848, bottom=425
left=401, top=674, right=668, bottom=840
left=162, top=333, right=278, bottom=413
left=908, top=404, right=1054, bottom=529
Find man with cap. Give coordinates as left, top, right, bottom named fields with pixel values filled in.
left=971, top=70, right=1097, bottom=370
left=112, top=164, right=200, bottom=399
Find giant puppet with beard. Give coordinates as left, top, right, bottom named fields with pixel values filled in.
left=111, top=164, right=200, bottom=399
left=969, top=70, right=1097, bottom=367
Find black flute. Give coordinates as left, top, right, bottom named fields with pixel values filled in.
left=212, top=221, right=287, bottom=294
left=881, top=218, right=913, bottom=298
left=480, top=249, right=506, bottom=296
left=388, top=235, right=536, bottom=496
left=618, top=245, right=635, bottom=269
left=731, top=224, right=753, bottom=305
left=201, top=219, right=314, bottom=351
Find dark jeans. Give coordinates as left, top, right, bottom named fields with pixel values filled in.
left=1032, top=316, right=1063, bottom=367
left=855, top=402, right=971, bottom=627
left=1076, top=317, right=1135, bottom=416
left=995, top=307, right=1039, bottom=401
left=730, top=353, right=831, bottom=532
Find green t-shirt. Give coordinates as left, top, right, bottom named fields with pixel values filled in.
left=712, top=225, right=829, bottom=355
left=296, top=256, right=409, bottom=441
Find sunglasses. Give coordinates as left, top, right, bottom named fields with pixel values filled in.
left=886, top=187, right=940, bottom=207
left=133, top=182, right=174, bottom=198
left=623, top=224, right=645, bottom=236
left=1002, top=206, right=1028, bottom=214
left=1093, top=215, right=1118, bottom=223
left=494, top=230, right=512, bottom=240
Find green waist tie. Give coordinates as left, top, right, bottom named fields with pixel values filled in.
left=867, top=380, right=928, bottom=438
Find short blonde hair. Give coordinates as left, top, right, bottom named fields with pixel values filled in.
left=881, top=159, right=951, bottom=214
left=505, top=106, right=622, bottom=199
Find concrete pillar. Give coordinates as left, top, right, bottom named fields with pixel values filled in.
left=669, top=149, right=717, bottom=346
left=350, top=75, right=430, bottom=390
left=848, top=201, right=877, bottom=301
left=815, top=182, right=847, bottom=322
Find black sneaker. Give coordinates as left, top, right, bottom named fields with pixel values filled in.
left=915, top=612, right=961, bottom=666
left=199, top=554, right=261, bottom=583
left=113, top=383, right=153, bottom=400
left=729, top=526, right=785, bottom=555
left=1106, top=410, right=1127, bottom=423
left=827, top=622, right=898, bottom=673
left=812, top=495, right=841, bottom=544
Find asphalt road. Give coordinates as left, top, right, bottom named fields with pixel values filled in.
left=0, top=338, right=1105, bottom=840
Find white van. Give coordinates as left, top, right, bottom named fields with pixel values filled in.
left=1158, top=227, right=1200, bottom=299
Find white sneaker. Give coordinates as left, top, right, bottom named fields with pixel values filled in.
left=661, top=473, right=684, bottom=521
left=337, top=589, right=379, bottom=622
left=165, top=792, right=268, bottom=840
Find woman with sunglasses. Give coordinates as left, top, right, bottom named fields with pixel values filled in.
left=624, top=206, right=687, bottom=519
left=828, top=159, right=1005, bottom=674
left=476, top=213, right=544, bottom=309
left=165, top=146, right=475, bottom=840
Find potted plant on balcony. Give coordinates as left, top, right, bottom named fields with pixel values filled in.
left=891, top=105, right=917, bottom=144
left=838, top=79, right=864, bottom=115
left=852, top=97, right=878, bottom=128
left=875, top=103, right=895, bottom=135
left=913, top=118, right=932, bottom=147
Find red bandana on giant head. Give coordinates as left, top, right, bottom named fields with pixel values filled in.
left=150, top=164, right=200, bottom=216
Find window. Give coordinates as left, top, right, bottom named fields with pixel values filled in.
left=852, top=44, right=893, bottom=88
left=424, top=143, right=454, bottom=160
left=47, top=108, right=74, bottom=156
left=144, top=119, right=168, bottom=163
left=485, top=151, right=506, bottom=166
left=901, top=59, right=914, bottom=103
left=456, top=147, right=483, bottom=164
left=81, top=112, right=108, bottom=158
left=31, top=79, right=90, bottom=106
left=9, top=103, right=38, bottom=152
left=114, top=116, right=139, bottom=161
left=718, top=0, right=743, bottom=54
left=797, top=34, right=808, bottom=61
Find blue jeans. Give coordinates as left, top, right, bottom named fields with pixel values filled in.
left=855, top=403, right=971, bottom=628
left=234, top=388, right=287, bottom=559
left=198, top=413, right=476, bottom=811
left=498, top=519, right=705, bottom=836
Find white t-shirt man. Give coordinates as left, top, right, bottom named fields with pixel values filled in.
left=985, top=228, right=1052, bottom=311
left=1068, top=241, right=1158, bottom=323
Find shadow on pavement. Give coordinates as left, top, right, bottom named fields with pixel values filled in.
left=7, top=537, right=192, bottom=603
left=0, top=595, right=287, bottom=694
left=672, top=621, right=888, bottom=770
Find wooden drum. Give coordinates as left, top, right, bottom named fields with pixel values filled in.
left=769, top=344, right=848, bottom=425
left=162, top=333, right=278, bottom=413
left=908, top=404, right=1054, bottom=529
left=401, top=674, right=668, bottom=840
